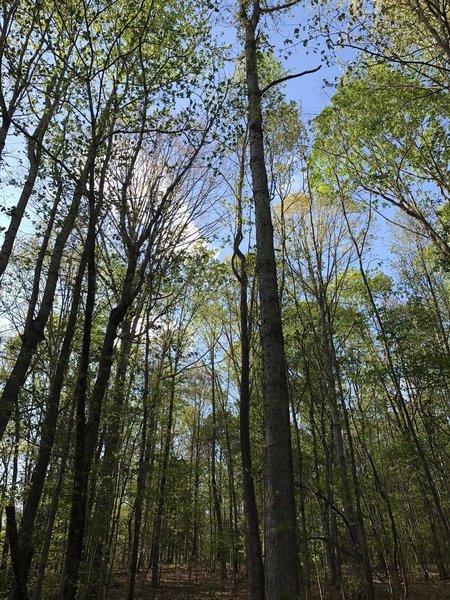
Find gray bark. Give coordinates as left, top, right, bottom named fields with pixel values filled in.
left=240, top=3, right=300, bottom=598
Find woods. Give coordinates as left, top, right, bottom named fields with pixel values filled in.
left=0, top=1, right=449, bottom=599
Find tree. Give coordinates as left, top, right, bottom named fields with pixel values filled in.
left=238, top=2, right=302, bottom=598
left=312, top=64, right=450, bottom=262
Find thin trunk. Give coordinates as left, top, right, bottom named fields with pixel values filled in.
left=0, top=161, right=90, bottom=440
left=86, top=320, right=134, bottom=599
left=126, top=402, right=149, bottom=600
left=221, top=392, right=240, bottom=578
left=126, top=321, right=151, bottom=600
left=191, top=395, right=202, bottom=563
left=6, top=507, right=28, bottom=600
left=291, top=400, right=311, bottom=599
left=337, top=380, right=374, bottom=600
left=150, top=351, right=178, bottom=595
left=341, top=198, right=450, bottom=561
left=0, top=70, right=67, bottom=280
left=210, top=347, right=227, bottom=580
left=315, top=397, right=342, bottom=589
left=351, top=387, right=408, bottom=598
left=32, top=405, right=74, bottom=600
left=14, top=246, right=88, bottom=597
left=61, top=184, right=97, bottom=600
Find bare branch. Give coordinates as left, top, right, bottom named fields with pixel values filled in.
left=260, top=0, right=301, bottom=14
left=260, top=65, right=322, bottom=96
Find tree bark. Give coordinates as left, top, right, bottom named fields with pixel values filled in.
left=0, top=161, right=90, bottom=441
left=232, top=140, right=265, bottom=600
left=83, top=320, right=133, bottom=598
left=12, top=246, right=88, bottom=598
left=150, top=348, right=179, bottom=595
left=210, top=346, right=227, bottom=580
left=0, top=70, right=68, bottom=281
left=240, top=3, right=300, bottom=598
left=6, top=506, right=29, bottom=600
left=32, top=404, right=74, bottom=600
left=60, top=183, right=97, bottom=600
left=126, top=321, right=152, bottom=600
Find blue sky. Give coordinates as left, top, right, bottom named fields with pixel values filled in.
left=214, top=2, right=354, bottom=117
left=0, top=3, right=398, bottom=277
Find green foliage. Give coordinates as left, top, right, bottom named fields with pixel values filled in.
left=0, top=1, right=449, bottom=598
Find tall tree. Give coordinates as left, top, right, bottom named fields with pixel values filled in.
left=239, top=2, right=302, bottom=598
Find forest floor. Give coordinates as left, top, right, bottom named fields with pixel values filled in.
left=109, top=565, right=450, bottom=600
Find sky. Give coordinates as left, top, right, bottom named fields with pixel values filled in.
left=0, top=3, right=344, bottom=232
left=0, top=1, right=398, bottom=280
left=210, top=4, right=398, bottom=272
left=214, top=2, right=354, bottom=117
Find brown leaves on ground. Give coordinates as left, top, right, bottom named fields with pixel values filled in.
left=110, top=565, right=450, bottom=599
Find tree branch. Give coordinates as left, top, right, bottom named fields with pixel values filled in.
left=260, top=65, right=322, bottom=96
left=260, top=0, right=301, bottom=14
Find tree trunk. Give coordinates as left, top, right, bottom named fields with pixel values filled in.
left=86, top=320, right=134, bottom=599
left=13, top=246, right=88, bottom=598
left=6, top=506, right=29, bottom=600
left=0, top=161, right=90, bottom=440
left=210, top=346, right=227, bottom=580
left=150, top=349, right=178, bottom=595
left=126, top=323, right=151, bottom=600
left=0, top=70, right=67, bottom=280
left=341, top=200, right=450, bottom=568
left=232, top=157, right=265, bottom=599
left=291, top=400, right=311, bottom=599
left=61, top=183, right=97, bottom=600
left=240, top=3, right=299, bottom=598
left=32, top=404, right=74, bottom=600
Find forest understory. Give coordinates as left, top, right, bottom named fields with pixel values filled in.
left=105, top=566, right=450, bottom=600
